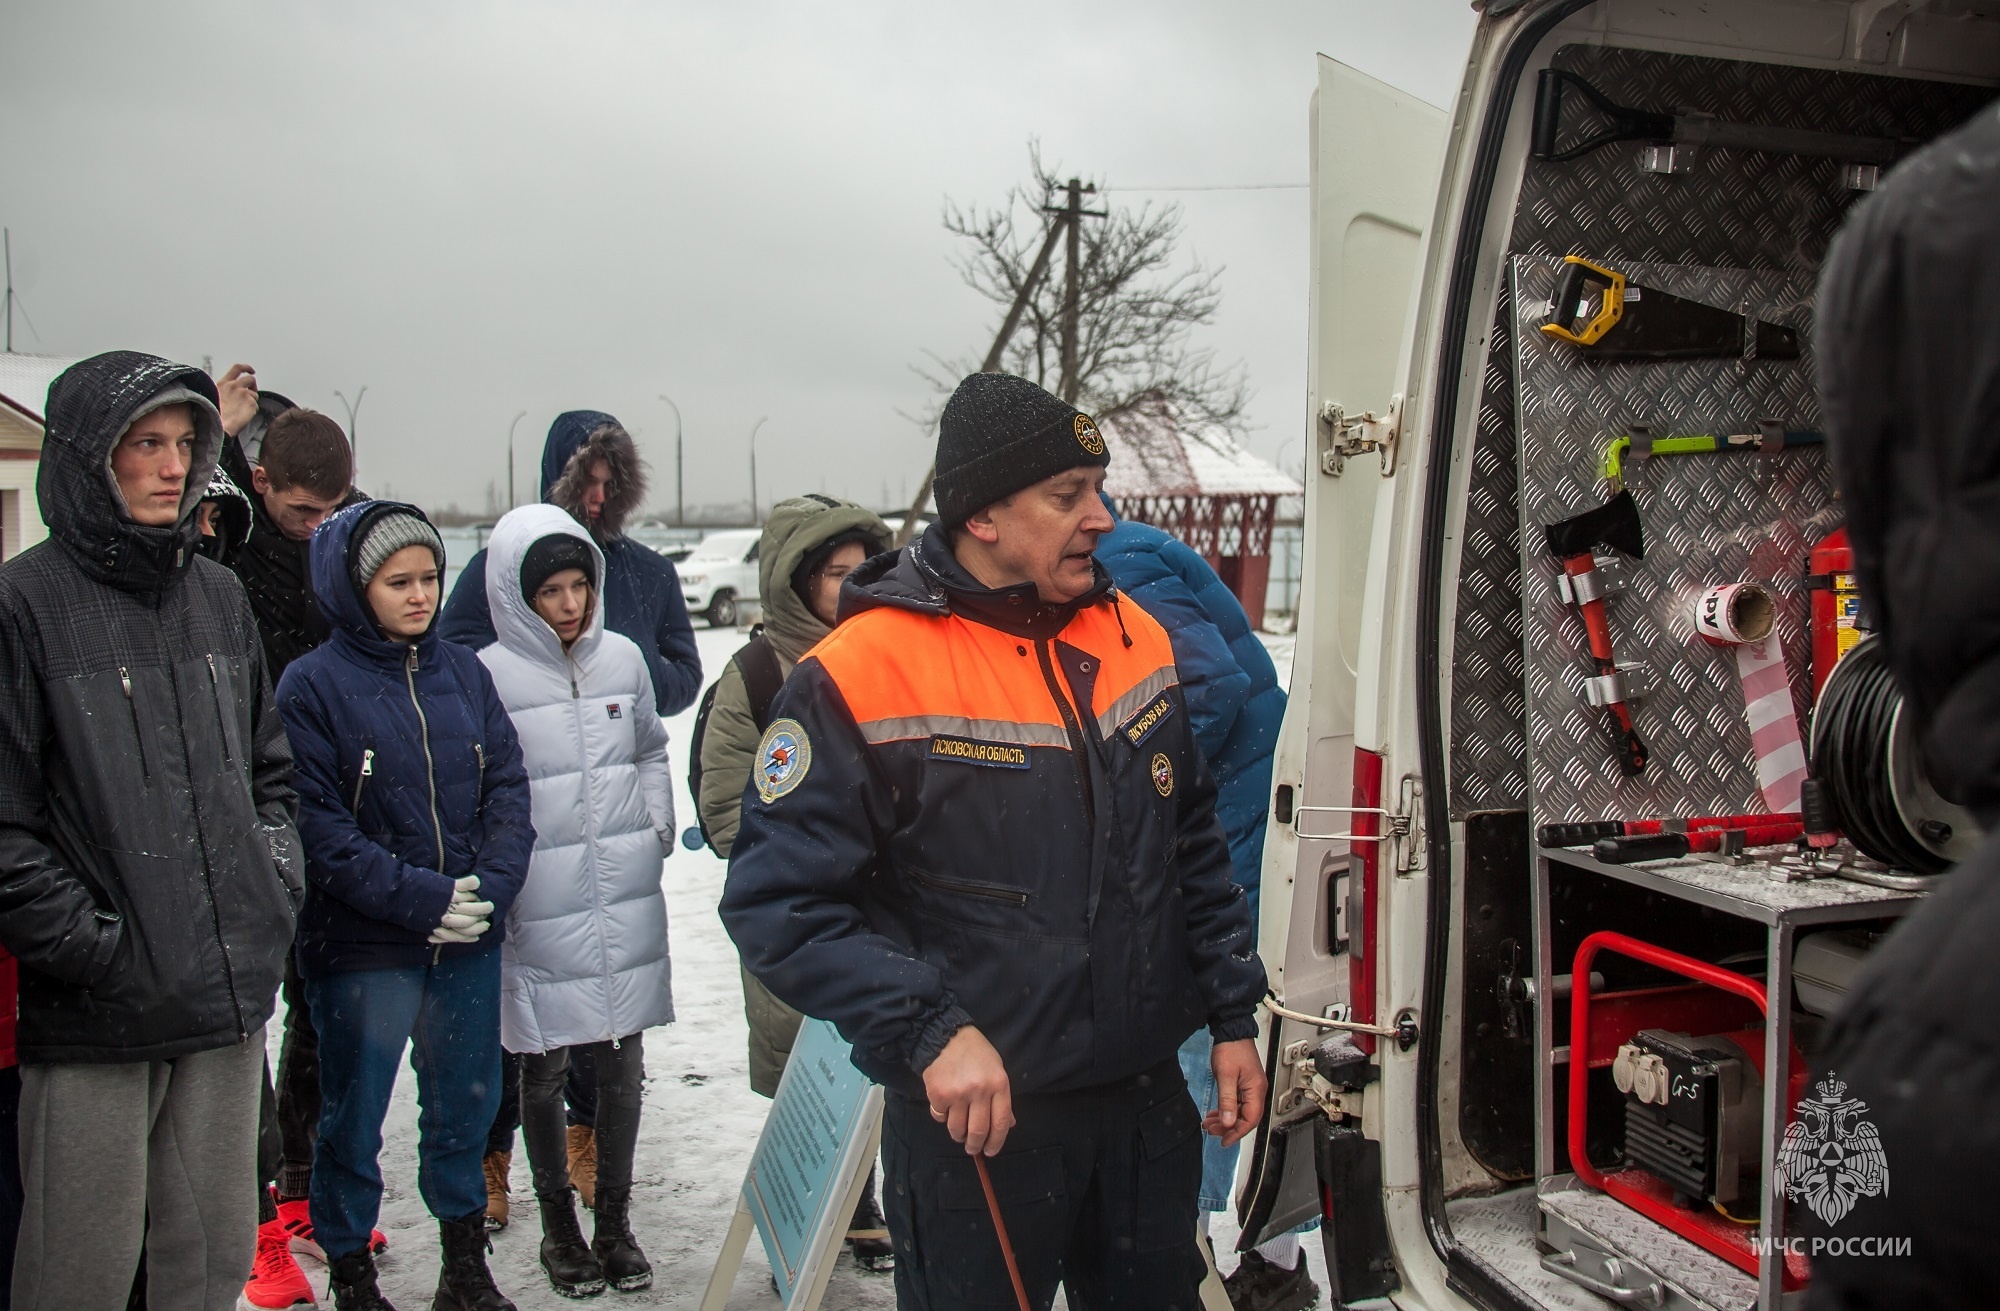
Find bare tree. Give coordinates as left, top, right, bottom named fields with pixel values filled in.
left=933, top=146, right=1249, bottom=433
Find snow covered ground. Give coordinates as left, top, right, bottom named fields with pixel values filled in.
left=283, top=624, right=1323, bottom=1308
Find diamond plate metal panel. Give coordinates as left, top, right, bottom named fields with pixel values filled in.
left=1444, top=46, right=1988, bottom=819
left=1513, top=256, right=1836, bottom=824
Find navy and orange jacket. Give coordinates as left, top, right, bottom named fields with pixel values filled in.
left=720, top=526, right=1266, bottom=1097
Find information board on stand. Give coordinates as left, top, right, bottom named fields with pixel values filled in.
left=702, top=1017, right=884, bottom=1310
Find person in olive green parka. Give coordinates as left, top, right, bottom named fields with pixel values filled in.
left=701, top=495, right=891, bottom=1091
left=705, top=495, right=893, bottom=1271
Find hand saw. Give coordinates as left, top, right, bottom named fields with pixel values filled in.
left=1540, top=255, right=1800, bottom=362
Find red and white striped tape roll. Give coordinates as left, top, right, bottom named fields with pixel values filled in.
left=1694, top=583, right=1805, bottom=815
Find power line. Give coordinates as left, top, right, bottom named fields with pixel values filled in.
left=1103, top=183, right=1308, bottom=193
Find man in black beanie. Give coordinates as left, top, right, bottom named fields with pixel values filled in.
left=722, top=372, right=1268, bottom=1309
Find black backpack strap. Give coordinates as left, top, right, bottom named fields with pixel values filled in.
left=732, top=631, right=787, bottom=732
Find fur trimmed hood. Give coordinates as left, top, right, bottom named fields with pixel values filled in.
left=541, top=410, right=647, bottom=542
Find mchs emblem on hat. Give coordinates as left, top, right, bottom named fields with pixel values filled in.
left=1074, top=413, right=1105, bottom=456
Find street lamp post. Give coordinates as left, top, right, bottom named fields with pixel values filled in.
left=507, top=410, right=528, bottom=509
left=658, top=395, right=683, bottom=526
left=334, top=386, right=368, bottom=480
left=748, top=416, right=768, bottom=525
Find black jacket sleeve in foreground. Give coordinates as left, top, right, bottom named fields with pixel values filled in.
left=719, top=660, right=972, bottom=1076
left=0, top=592, right=120, bottom=988
left=1170, top=725, right=1268, bottom=1041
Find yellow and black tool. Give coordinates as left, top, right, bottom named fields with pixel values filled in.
left=1540, top=255, right=1800, bottom=362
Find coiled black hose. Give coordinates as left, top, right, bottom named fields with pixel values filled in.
left=1809, top=637, right=1948, bottom=874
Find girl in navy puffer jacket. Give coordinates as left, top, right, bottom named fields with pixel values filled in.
left=276, top=501, right=534, bottom=1311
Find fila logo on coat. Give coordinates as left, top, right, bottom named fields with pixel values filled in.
left=606, top=702, right=622, bottom=720
left=756, top=718, right=812, bottom=803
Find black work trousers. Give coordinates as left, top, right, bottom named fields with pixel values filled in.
left=520, top=1035, right=644, bottom=1197
left=881, top=1057, right=1205, bottom=1311
left=257, top=956, right=322, bottom=1202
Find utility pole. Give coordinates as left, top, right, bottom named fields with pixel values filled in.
left=4, top=229, right=12, bottom=354
left=334, top=387, right=368, bottom=480
left=748, top=415, right=768, bottom=525
left=893, top=192, right=1088, bottom=548
left=658, top=394, right=683, bottom=526
left=507, top=410, right=527, bottom=508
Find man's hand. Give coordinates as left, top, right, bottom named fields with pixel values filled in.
left=1204, top=1037, right=1267, bottom=1147
left=217, top=363, right=259, bottom=437
left=922, top=1025, right=1014, bottom=1157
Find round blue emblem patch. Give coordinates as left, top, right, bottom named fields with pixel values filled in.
left=755, top=718, right=813, bottom=803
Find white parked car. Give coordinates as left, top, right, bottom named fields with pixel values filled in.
left=678, top=529, right=761, bottom=627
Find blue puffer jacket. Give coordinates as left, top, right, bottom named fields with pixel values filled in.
left=1096, top=503, right=1285, bottom=903
left=276, top=501, right=536, bottom=977
left=440, top=411, right=703, bottom=714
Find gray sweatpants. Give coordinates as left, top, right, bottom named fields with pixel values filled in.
left=12, top=1028, right=266, bottom=1311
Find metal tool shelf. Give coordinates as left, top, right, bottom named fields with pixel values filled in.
left=1530, top=844, right=1923, bottom=1309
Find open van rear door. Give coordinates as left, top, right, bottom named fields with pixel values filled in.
left=1238, top=54, right=1443, bottom=1279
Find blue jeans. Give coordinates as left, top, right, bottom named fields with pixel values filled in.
left=1178, top=1028, right=1319, bottom=1234
left=306, top=949, right=502, bottom=1261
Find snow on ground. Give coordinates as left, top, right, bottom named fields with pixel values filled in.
left=285, top=622, right=1327, bottom=1308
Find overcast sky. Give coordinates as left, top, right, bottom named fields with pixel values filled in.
left=0, top=1, right=1476, bottom=518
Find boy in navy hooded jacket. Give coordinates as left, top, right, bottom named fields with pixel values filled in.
left=276, top=501, right=533, bottom=1311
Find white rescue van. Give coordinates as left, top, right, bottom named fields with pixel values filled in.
left=1247, top=5, right=2000, bottom=1308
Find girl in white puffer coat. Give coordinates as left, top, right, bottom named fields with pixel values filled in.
left=479, top=504, right=674, bottom=1297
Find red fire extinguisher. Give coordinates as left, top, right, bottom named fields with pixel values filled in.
left=1808, top=526, right=1861, bottom=699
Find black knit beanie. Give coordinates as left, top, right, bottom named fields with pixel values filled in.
left=932, top=373, right=1108, bottom=527
left=520, top=533, right=597, bottom=605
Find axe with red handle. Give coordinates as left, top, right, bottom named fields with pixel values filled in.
left=1545, top=490, right=1649, bottom=776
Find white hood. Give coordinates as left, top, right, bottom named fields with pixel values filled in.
left=479, top=503, right=674, bottom=1053
left=484, top=503, right=608, bottom=670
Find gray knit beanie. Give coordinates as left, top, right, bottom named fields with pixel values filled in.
left=352, top=509, right=445, bottom=592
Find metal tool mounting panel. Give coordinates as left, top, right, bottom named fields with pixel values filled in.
left=1445, top=45, right=1989, bottom=820
left=1510, top=256, right=1838, bottom=826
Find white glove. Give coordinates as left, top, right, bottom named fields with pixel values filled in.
left=428, top=876, right=495, bottom=944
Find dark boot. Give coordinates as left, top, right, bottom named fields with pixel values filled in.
left=431, top=1210, right=517, bottom=1311
left=590, top=1186, right=652, bottom=1292
left=1223, top=1248, right=1322, bottom=1311
left=846, top=1168, right=895, bottom=1273
left=329, top=1247, right=399, bottom=1311
left=537, top=1190, right=607, bottom=1298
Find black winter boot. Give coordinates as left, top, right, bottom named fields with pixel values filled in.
left=537, top=1189, right=607, bottom=1298
left=590, top=1186, right=653, bottom=1291
left=846, top=1168, right=895, bottom=1272
left=430, top=1210, right=517, bottom=1311
left=330, top=1248, right=399, bottom=1311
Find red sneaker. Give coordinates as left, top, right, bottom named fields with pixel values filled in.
left=242, top=1217, right=317, bottom=1310
left=277, top=1198, right=388, bottom=1262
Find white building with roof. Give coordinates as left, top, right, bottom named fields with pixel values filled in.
left=1101, top=409, right=1301, bottom=629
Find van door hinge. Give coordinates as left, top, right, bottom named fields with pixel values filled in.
left=1319, top=394, right=1404, bottom=477
left=1391, top=773, right=1424, bottom=876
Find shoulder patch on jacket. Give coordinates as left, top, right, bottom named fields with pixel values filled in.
left=929, top=734, right=1030, bottom=769
left=1118, top=694, right=1175, bottom=748
left=1151, top=752, right=1174, bottom=797
left=755, top=717, right=812, bottom=803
